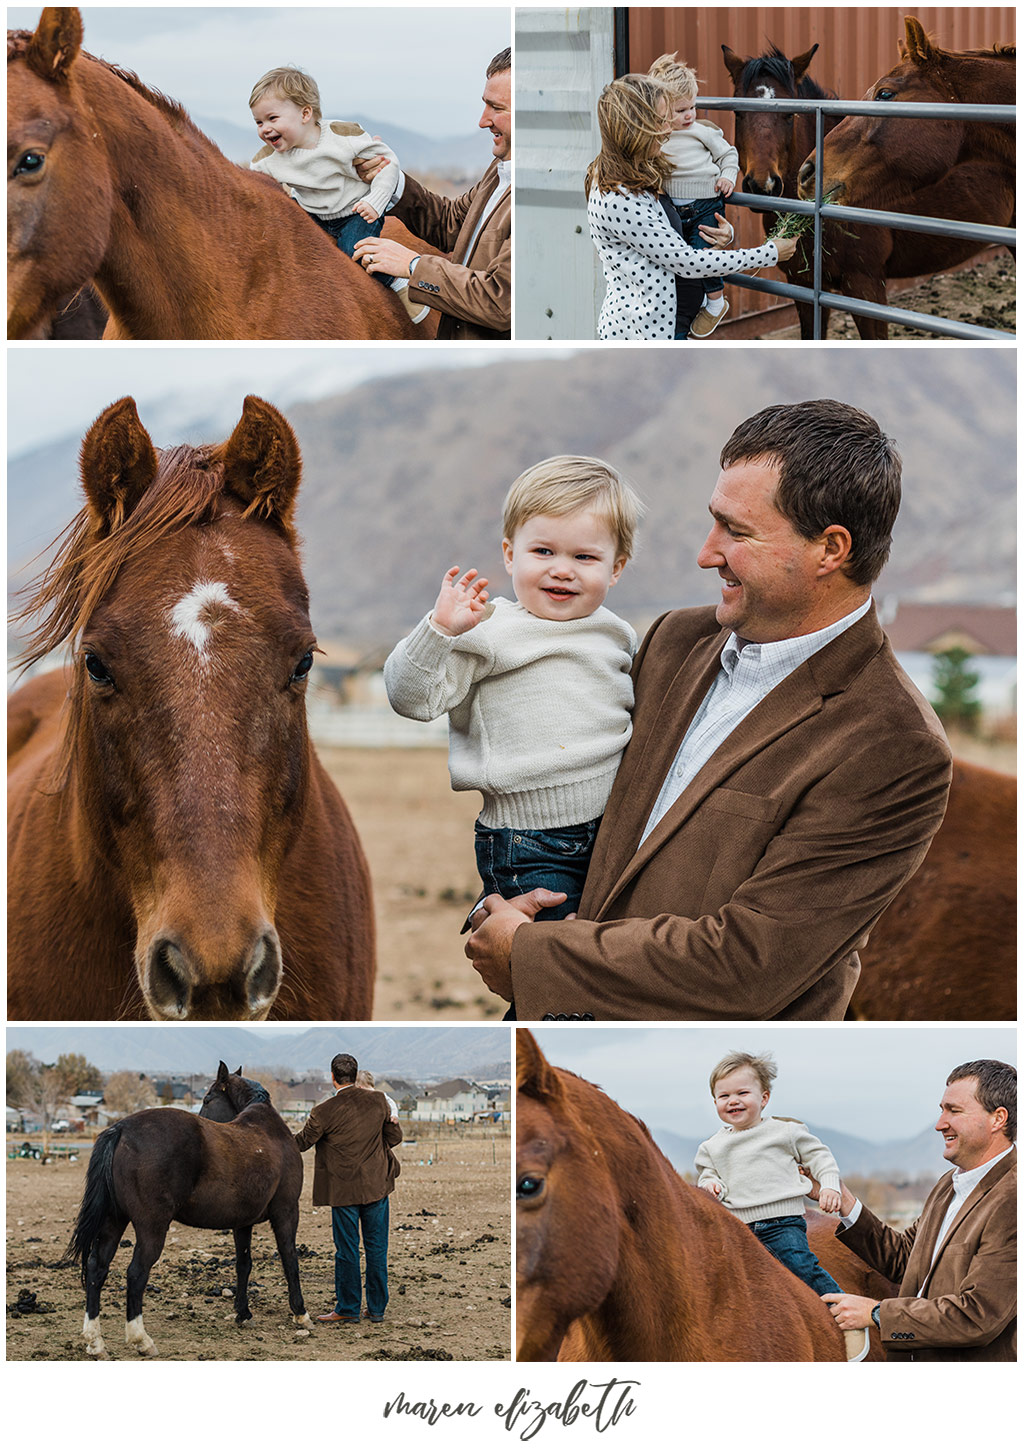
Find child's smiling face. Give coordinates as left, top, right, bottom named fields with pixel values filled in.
left=713, top=1066, right=770, bottom=1131
left=670, top=95, right=698, bottom=131
left=251, top=92, right=318, bottom=151
left=502, top=511, right=626, bottom=622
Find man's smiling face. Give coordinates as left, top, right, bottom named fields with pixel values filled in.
left=936, top=1077, right=1008, bottom=1170
left=479, top=69, right=512, bottom=160
left=696, top=458, right=830, bottom=643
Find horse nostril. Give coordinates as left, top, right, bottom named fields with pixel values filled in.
left=246, top=934, right=283, bottom=1014
left=798, top=160, right=815, bottom=190
left=146, top=939, right=192, bottom=1019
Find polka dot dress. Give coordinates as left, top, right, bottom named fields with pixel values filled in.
left=588, top=185, right=779, bottom=340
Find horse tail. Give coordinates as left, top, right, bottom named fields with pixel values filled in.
left=64, top=1122, right=125, bottom=1285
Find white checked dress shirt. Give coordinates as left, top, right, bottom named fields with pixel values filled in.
left=640, top=598, right=873, bottom=844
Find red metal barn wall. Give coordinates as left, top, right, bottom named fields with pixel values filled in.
left=624, top=7, right=1016, bottom=332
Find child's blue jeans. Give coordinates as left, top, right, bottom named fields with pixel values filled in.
left=670, top=193, right=725, bottom=294
left=312, top=211, right=395, bottom=289
left=473, top=816, right=600, bottom=1023
left=750, top=1214, right=843, bottom=1297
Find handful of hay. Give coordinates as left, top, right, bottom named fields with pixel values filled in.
left=767, top=187, right=843, bottom=242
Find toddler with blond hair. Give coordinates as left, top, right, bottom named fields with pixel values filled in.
left=384, top=457, right=644, bottom=1015
left=249, top=65, right=427, bottom=324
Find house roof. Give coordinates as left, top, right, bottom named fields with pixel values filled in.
left=884, top=603, right=1016, bottom=657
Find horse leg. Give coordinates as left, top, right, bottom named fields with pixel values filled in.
left=82, top=1213, right=128, bottom=1358
left=233, top=1226, right=254, bottom=1324
left=269, top=1203, right=313, bottom=1330
left=847, top=273, right=889, bottom=340
left=123, top=1224, right=168, bottom=1356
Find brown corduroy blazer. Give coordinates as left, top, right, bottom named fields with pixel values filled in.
left=510, top=605, right=952, bottom=1020
left=395, top=161, right=510, bottom=339
left=837, top=1148, right=1016, bottom=1360
left=294, top=1087, right=402, bottom=1208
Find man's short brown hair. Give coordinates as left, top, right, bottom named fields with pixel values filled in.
left=720, top=399, right=902, bottom=586
left=331, top=1053, right=358, bottom=1085
left=488, top=47, right=511, bottom=77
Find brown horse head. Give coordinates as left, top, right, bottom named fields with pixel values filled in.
left=516, top=1031, right=623, bottom=1359
left=22, top=396, right=322, bottom=1020
left=798, top=17, right=1016, bottom=205
left=723, top=42, right=826, bottom=198
left=7, top=8, right=113, bottom=337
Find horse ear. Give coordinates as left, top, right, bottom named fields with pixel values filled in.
left=219, top=396, right=301, bottom=530
left=234, top=1067, right=242, bottom=1076
left=25, top=7, right=82, bottom=87
left=79, top=398, right=159, bottom=536
left=516, top=1031, right=562, bottom=1105
left=791, top=43, right=819, bottom=83
left=216, top=1060, right=230, bottom=1080
left=902, top=16, right=939, bottom=66
left=721, top=45, right=745, bottom=84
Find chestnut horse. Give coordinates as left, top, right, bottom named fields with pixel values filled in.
left=853, top=759, right=1015, bottom=1021
left=7, top=7, right=416, bottom=339
left=796, top=17, right=1015, bottom=339
left=7, top=396, right=375, bottom=1021
left=65, top=1063, right=312, bottom=1358
left=516, top=1032, right=892, bottom=1362
left=722, top=42, right=840, bottom=338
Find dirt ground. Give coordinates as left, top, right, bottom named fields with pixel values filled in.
left=5, top=1126, right=510, bottom=1362
left=320, top=746, right=501, bottom=1022
left=772, top=251, right=1015, bottom=338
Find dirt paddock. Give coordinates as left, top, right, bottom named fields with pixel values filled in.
left=6, top=1125, right=511, bottom=1362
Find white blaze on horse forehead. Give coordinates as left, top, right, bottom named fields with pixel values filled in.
left=169, top=580, right=245, bottom=659
left=756, top=85, right=776, bottom=99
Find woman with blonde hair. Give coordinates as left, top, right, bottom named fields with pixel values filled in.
left=586, top=74, right=796, bottom=339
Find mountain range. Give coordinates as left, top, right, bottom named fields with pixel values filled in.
left=8, top=350, right=1015, bottom=653
left=654, top=1122, right=950, bottom=1181
left=6, top=1026, right=509, bottom=1083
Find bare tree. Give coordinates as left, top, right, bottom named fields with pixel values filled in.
left=103, top=1071, right=158, bottom=1116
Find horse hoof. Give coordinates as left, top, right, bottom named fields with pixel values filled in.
left=295, top=1313, right=314, bottom=1331
left=85, top=1341, right=108, bottom=1359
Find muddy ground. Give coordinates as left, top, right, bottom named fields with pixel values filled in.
left=773, top=251, right=1015, bottom=339
left=6, top=1126, right=510, bottom=1362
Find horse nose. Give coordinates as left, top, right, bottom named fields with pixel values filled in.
left=143, top=928, right=283, bottom=1020
left=743, top=171, right=781, bottom=197
left=797, top=158, right=816, bottom=197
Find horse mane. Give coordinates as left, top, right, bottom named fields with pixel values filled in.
left=14, top=446, right=228, bottom=672
left=240, top=1078, right=271, bottom=1106
left=739, top=44, right=836, bottom=100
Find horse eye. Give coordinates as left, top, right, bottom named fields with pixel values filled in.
left=291, top=650, right=314, bottom=683
left=517, top=1175, right=545, bottom=1201
left=15, top=151, right=46, bottom=176
left=875, top=88, right=896, bottom=101
left=84, top=652, right=113, bottom=686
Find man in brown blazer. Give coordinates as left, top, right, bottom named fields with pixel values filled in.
left=352, top=48, right=511, bottom=339
left=820, top=1060, right=1016, bottom=1360
left=465, top=399, right=953, bottom=1019
left=294, top=1053, right=403, bottom=1325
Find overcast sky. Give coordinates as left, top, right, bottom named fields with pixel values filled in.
left=7, top=6, right=510, bottom=136
left=5, top=347, right=575, bottom=459
left=528, top=1027, right=1017, bottom=1142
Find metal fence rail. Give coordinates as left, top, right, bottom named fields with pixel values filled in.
left=700, top=94, right=1016, bottom=339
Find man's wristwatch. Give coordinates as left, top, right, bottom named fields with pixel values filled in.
left=870, top=1304, right=881, bottom=1329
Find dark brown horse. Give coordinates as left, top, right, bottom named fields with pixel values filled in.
left=722, top=41, right=840, bottom=338
left=7, top=396, right=375, bottom=1021
left=516, top=1032, right=890, bottom=1362
left=796, top=17, right=1015, bottom=339
left=65, top=1063, right=311, bottom=1358
left=853, top=760, right=1015, bottom=1021
left=7, top=7, right=416, bottom=339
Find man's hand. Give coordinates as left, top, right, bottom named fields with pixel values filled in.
left=354, top=152, right=389, bottom=185
left=464, top=888, right=568, bottom=1000
left=799, top=1168, right=857, bottom=1218
left=352, top=199, right=379, bottom=223
left=353, top=236, right=418, bottom=280
left=431, top=567, right=489, bottom=635
left=821, top=1293, right=877, bottom=1330
left=699, top=213, right=734, bottom=248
